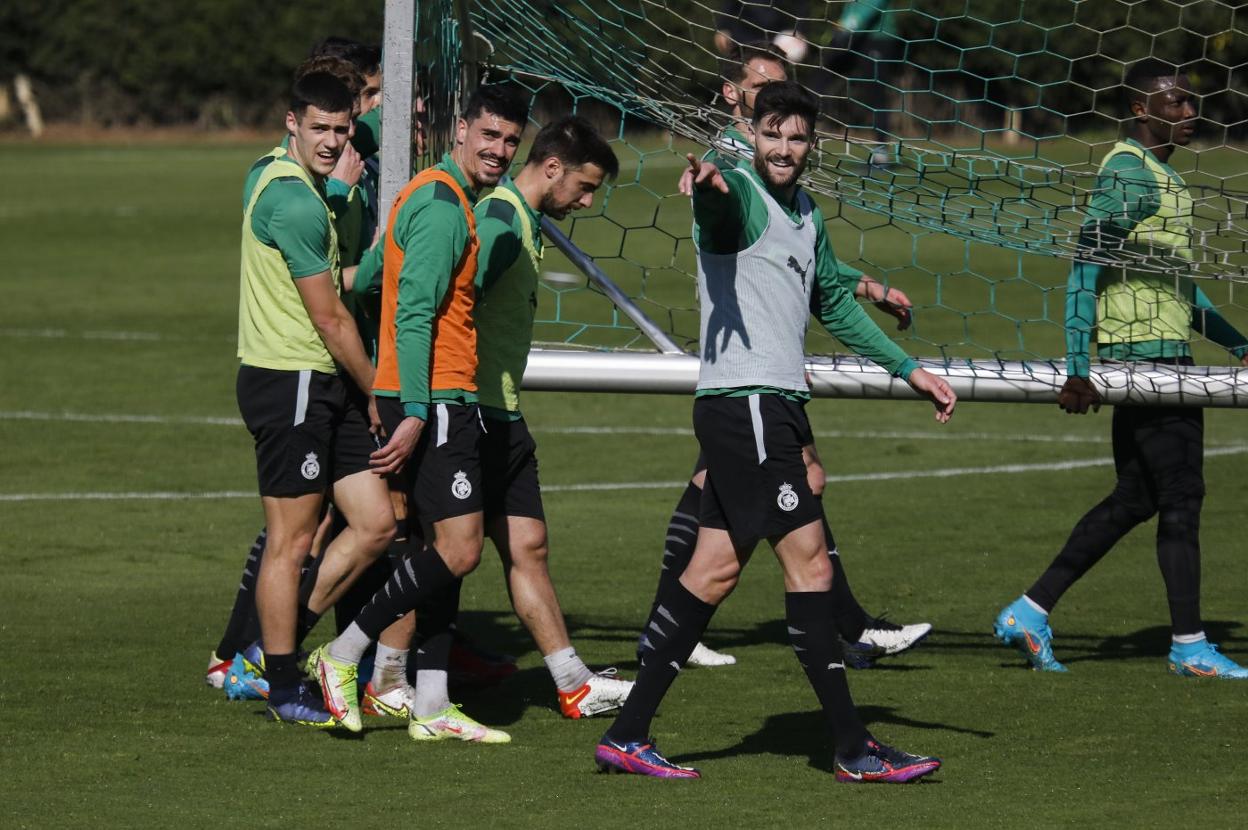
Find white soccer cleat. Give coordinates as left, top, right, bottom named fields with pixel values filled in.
left=686, top=641, right=737, bottom=667
left=310, top=644, right=363, bottom=732
left=362, top=681, right=418, bottom=718
left=559, top=669, right=633, bottom=719
left=408, top=704, right=511, bottom=744
left=843, top=619, right=933, bottom=668
left=205, top=652, right=231, bottom=689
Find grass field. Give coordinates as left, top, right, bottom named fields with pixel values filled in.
left=2, top=141, right=1248, bottom=828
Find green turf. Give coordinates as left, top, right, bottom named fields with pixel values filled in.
left=2, top=143, right=1248, bottom=827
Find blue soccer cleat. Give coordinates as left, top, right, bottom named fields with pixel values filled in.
left=993, top=596, right=1066, bottom=672
left=595, top=736, right=700, bottom=778
left=835, top=739, right=941, bottom=784
left=266, top=682, right=335, bottom=728
left=224, top=643, right=269, bottom=700
left=1169, top=642, right=1248, bottom=679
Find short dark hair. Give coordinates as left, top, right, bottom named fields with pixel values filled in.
left=310, top=36, right=382, bottom=78
left=462, top=82, right=530, bottom=126
left=1124, top=58, right=1184, bottom=104
left=722, top=43, right=788, bottom=84
left=294, top=55, right=363, bottom=99
left=525, top=115, right=620, bottom=179
left=290, top=71, right=355, bottom=117
left=751, top=80, right=818, bottom=134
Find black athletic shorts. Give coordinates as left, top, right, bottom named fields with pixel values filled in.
left=689, top=415, right=813, bottom=478
left=378, top=398, right=483, bottom=523
left=236, top=365, right=374, bottom=497
left=480, top=415, right=545, bottom=522
left=693, top=393, right=823, bottom=550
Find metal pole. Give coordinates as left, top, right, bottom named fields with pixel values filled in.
left=380, top=0, right=416, bottom=228
left=521, top=350, right=1248, bottom=406
left=540, top=217, right=686, bottom=355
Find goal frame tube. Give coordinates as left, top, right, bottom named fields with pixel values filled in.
left=521, top=350, right=1248, bottom=407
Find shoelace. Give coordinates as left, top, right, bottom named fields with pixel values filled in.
left=867, top=614, right=902, bottom=632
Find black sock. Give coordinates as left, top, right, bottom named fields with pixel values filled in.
left=637, top=481, right=702, bottom=659
left=265, top=651, right=300, bottom=701
left=352, top=545, right=457, bottom=639
left=333, top=554, right=396, bottom=635
left=823, top=517, right=869, bottom=643
left=607, top=579, right=716, bottom=745
left=409, top=578, right=464, bottom=685
left=295, top=607, right=322, bottom=646
left=214, top=529, right=267, bottom=659
left=785, top=590, right=870, bottom=760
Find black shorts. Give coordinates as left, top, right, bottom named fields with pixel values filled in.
left=693, top=394, right=823, bottom=550
left=379, top=398, right=483, bottom=524
left=689, top=415, right=813, bottom=478
left=236, top=365, right=375, bottom=498
left=480, top=415, right=545, bottom=522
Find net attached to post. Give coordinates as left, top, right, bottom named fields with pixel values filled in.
left=413, top=0, right=1248, bottom=405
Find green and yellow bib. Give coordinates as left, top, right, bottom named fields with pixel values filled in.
left=475, top=185, right=541, bottom=412
left=237, top=149, right=340, bottom=373
left=1095, top=140, right=1193, bottom=346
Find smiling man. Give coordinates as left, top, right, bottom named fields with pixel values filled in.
left=311, top=83, right=532, bottom=742
left=235, top=71, right=395, bottom=727
left=994, top=59, right=1248, bottom=679
left=471, top=116, right=634, bottom=718
left=595, top=81, right=954, bottom=782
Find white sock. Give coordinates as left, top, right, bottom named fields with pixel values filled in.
left=412, top=669, right=451, bottom=718
left=1172, top=631, right=1206, bottom=646
left=372, top=642, right=408, bottom=690
left=1022, top=595, right=1048, bottom=616
left=543, top=646, right=594, bottom=693
left=328, top=622, right=372, bottom=664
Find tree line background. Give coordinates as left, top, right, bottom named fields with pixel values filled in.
left=1, top=0, right=1243, bottom=138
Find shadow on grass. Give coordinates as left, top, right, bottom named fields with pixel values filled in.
left=930, top=620, right=1244, bottom=669
left=677, top=705, right=988, bottom=771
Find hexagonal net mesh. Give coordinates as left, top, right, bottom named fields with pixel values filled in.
left=443, top=0, right=1248, bottom=403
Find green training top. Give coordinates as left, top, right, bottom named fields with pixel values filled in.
left=693, top=162, right=917, bottom=399
left=377, top=153, right=478, bottom=420
left=838, top=0, right=898, bottom=38
left=1065, top=138, right=1248, bottom=376
left=474, top=179, right=542, bottom=421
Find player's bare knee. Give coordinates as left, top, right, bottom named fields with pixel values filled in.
left=508, top=526, right=550, bottom=569
left=437, top=538, right=483, bottom=576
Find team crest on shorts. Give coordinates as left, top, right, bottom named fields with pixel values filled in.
left=451, top=470, right=473, bottom=500
left=301, top=452, right=320, bottom=481
left=776, top=482, right=799, bottom=512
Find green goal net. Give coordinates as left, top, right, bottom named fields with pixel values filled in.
left=394, top=0, right=1248, bottom=405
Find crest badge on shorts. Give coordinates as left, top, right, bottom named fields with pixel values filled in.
left=777, top=482, right=799, bottom=512
left=301, top=451, right=320, bottom=481
left=451, top=470, right=473, bottom=500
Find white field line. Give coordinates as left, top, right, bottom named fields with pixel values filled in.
left=0, top=327, right=232, bottom=343
left=0, top=410, right=1110, bottom=444
left=3, top=445, right=1245, bottom=502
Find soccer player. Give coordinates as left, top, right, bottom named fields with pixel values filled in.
left=994, top=59, right=1248, bottom=679
left=235, top=71, right=398, bottom=726
left=473, top=115, right=633, bottom=717
left=594, top=81, right=953, bottom=782
left=669, top=49, right=932, bottom=668
left=207, top=47, right=389, bottom=696
left=311, top=83, right=530, bottom=741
